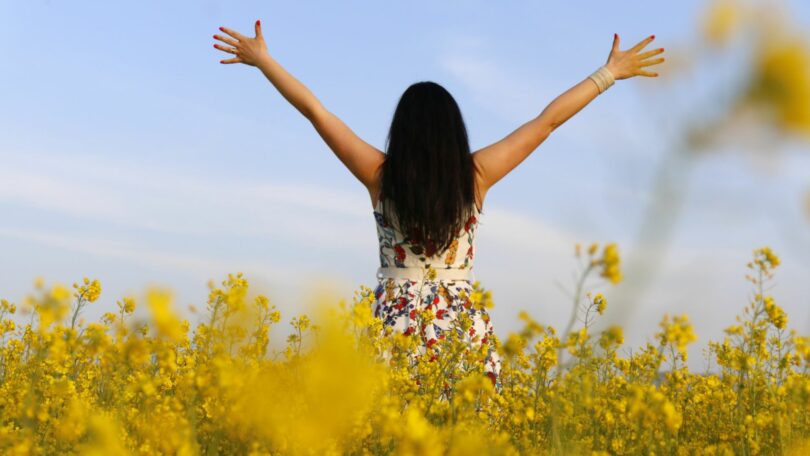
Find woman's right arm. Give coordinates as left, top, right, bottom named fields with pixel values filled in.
left=214, top=21, right=385, bottom=191
left=472, top=33, right=665, bottom=191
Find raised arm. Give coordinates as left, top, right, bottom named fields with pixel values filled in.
left=214, top=20, right=385, bottom=190
left=472, top=33, right=665, bottom=191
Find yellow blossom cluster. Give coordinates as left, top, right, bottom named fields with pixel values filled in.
left=0, top=245, right=807, bottom=454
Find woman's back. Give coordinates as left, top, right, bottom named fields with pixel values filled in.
left=371, top=193, right=501, bottom=389
left=373, top=194, right=480, bottom=272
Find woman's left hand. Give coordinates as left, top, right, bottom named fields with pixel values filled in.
left=213, top=20, right=268, bottom=67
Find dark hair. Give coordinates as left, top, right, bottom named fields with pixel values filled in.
left=378, top=81, right=482, bottom=257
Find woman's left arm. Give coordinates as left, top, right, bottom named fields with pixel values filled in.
left=215, top=20, right=384, bottom=189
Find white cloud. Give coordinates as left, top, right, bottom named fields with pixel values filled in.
left=0, top=150, right=372, bottom=247
left=0, top=226, right=300, bottom=283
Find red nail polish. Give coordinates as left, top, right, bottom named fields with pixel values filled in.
left=219, top=26, right=224, bottom=31
left=212, top=34, right=217, bottom=39
left=651, top=34, right=655, bottom=39
left=257, top=20, right=261, bottom=26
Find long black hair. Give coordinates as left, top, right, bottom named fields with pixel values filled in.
left=378, top=81, right=482, bottom=257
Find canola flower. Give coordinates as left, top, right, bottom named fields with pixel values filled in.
left=702, top=0, right=746, bottom=47
left=0, top=245, right=807, bottom=454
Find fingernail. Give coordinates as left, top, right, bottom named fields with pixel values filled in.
left=257, top=20, right=261, bottom=26
left=651, top=34, right=655, bottom=39
left=212, top=34, right=217, bottom=39
left=219, top=26, right=224, bottom=31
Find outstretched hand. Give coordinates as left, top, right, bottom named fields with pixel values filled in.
left=605, top=34, right=665, bottom=80
left=213, top=20, right=268, bottom=67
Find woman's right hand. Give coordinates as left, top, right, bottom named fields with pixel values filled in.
left=605, top=33, right=665, bottom=80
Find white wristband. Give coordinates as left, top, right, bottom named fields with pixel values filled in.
left=588, top=65, right=615, bottom=94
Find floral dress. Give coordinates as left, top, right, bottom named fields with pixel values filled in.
left=371, top=194, right=502, bottom=390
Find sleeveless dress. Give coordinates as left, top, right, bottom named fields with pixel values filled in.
left=371, top=194, right=502, bottom=390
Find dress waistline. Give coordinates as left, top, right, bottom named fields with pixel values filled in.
left=376, top=266, right=475, bottom=281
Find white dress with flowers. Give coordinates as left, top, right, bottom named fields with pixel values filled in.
left=371, top=194, right=502, bottom=388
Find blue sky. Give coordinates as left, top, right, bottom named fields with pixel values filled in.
left=2, top=0, right=810, bottom=371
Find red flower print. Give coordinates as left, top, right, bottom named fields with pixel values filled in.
left=432, top=296, right=439, bottom=305
left=394, top=245, right=406, bottom=262
left=465, top=215, right=476, bottom=232
left=395, top=297, right=407, bottom=310
left=436, top=309, right=447, bottom=320
left=409, top=309, right=417, bottom=320
left=481, top=336, right=488, bottom=344
left=427, top=338, right=437, bottom=349
left=403, top=327, right=415, bottom=336
left=466, top=245, right=474, bottom=259
left=486, top=371, right=497, bottom=387
left=469, top=327, right=476, bottom=337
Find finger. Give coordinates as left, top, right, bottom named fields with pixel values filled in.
left=218, top=26, right=247, bottom=42
left=612, top=33, right=620, bottom=53
left=638, top=57, right=665, bottom=68
left=637, top=47, right=664, bottom=60
left=220, top=56, right=243, bottom=64
left=635, top=69, right=659, bottom=77
left=213, top=43, right=238, bottom=55
left=213, top=34, right=239, bottom=47
left=255, top=19, right=262, bottom=38
left=629, top=34, right=655, bottom=54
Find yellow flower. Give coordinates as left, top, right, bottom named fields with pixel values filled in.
left=120, top=297, right=136, bottom=314
left=743, top=33, right=810, bottom=141
left=593, top=293, right=607, bottom=315
left=702, top=0, right=743, bottom=47
left=597, top=243, right=623, bottom=284
left=763, top=295, right=788, bottom=329
left=599, top=325, right=624, bottom=350
left=74, top=278, right=102, bottom=303
left=426, top=265, right=437, bottom=281
left=145, top=288, right=186, bottom=343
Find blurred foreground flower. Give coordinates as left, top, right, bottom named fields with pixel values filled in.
left=740, top=31, right=810, bottom=141
left=702, top=0, right=745, bottom=47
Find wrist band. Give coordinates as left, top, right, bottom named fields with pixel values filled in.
left=588, top=66, right=615, bottom=94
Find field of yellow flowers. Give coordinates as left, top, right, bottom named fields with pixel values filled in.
left=0, top=244, right=808, bottom=455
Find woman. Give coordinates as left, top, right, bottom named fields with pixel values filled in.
left=213, top=20, right=665, bottom=389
